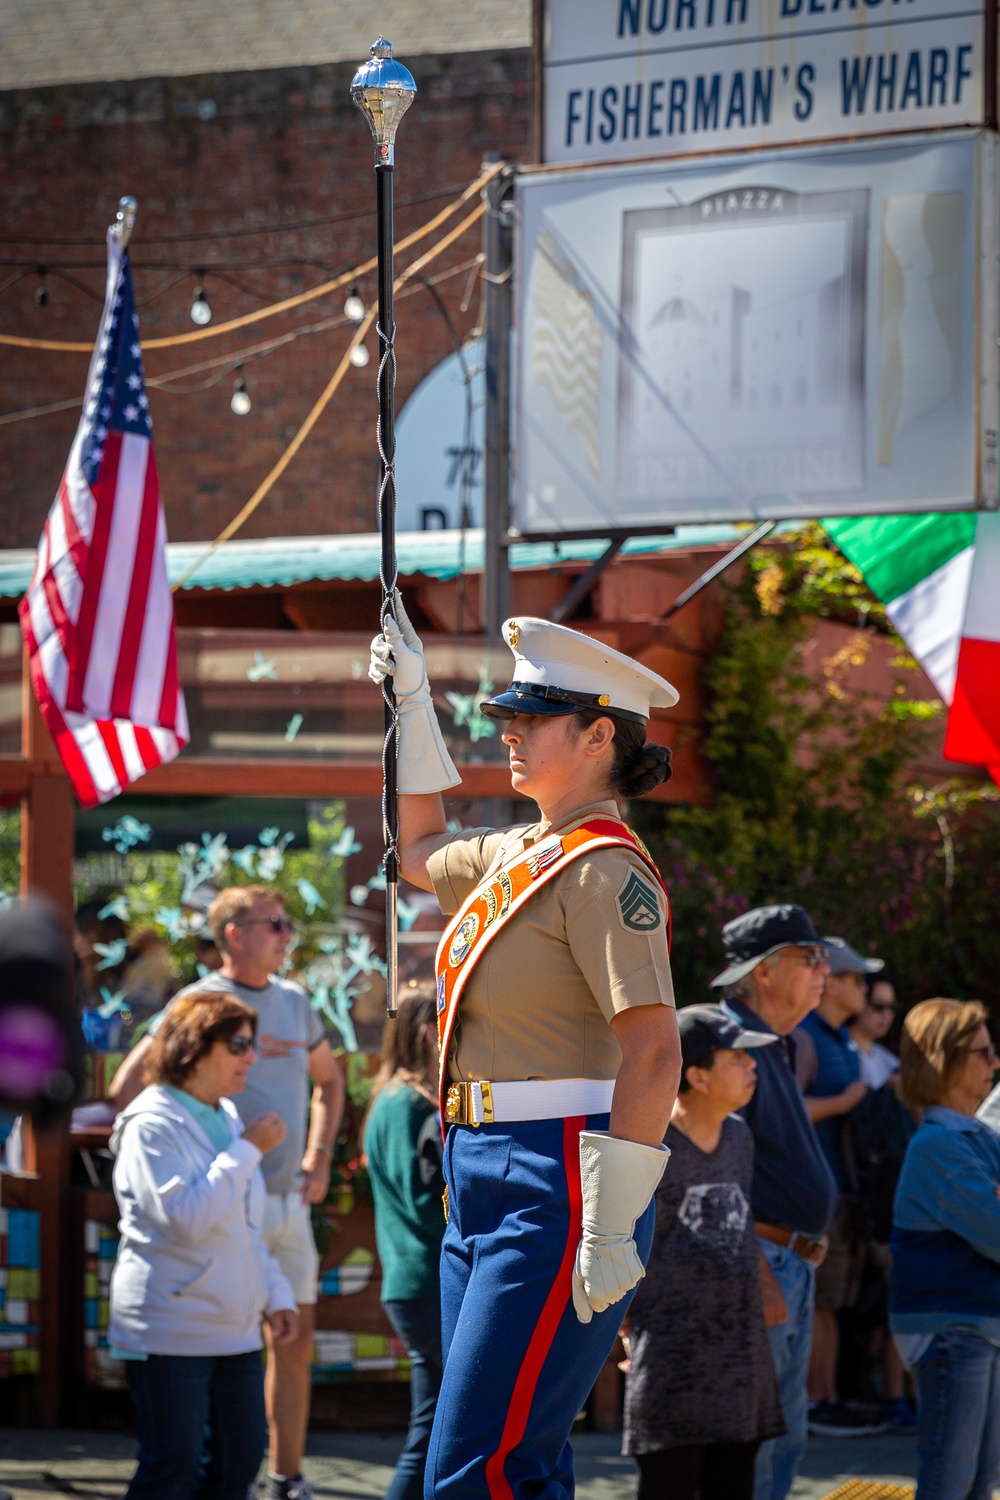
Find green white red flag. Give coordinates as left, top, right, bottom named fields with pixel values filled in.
left=823, top=513, right=1000, bottom=781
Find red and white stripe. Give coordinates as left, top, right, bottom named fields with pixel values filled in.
left=18, top=257, right=187, bottom=807
left=943, top=512, right=1000, bottom=782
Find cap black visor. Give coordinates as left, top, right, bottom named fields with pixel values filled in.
left=480, top=681, right=646, bottom=724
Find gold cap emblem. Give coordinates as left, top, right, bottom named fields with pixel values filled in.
left=507, top=622, right=521, bottom=650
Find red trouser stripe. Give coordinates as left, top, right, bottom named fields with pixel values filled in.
left=483, top=1116, right=585, bottom=1500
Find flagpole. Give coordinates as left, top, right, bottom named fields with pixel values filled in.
left=352, top=39, right=416, bottom=1019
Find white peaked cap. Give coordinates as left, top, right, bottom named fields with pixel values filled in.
left=479, top=617, right=680, bottom=724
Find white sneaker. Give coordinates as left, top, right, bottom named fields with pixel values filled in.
left=285, top=1481, right=316, bottom=1500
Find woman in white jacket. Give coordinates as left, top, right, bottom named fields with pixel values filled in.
left=110, top=990, right=298, bottom=1500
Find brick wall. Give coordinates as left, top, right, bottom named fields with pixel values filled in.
left=0, top=49, right=531, bottom=547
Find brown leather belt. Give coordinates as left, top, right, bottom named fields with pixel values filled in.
left=754, top=1221, right=829, bottom=1267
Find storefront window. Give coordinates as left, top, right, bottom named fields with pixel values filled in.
left=177, top=629, right=511, bottom=764
left=68, top=787, right=525, bottom=1393
left=72, top=791, right=523, bottom=1060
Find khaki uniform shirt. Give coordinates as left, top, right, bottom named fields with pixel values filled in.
left=427, top=799, right=675, bottom=1084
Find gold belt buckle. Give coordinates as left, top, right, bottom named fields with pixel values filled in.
left=444, top=1080, right=495, bottom=1127
left=445, top=1083, right=467, bottom=1125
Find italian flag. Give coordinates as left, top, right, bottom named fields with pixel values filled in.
left=823, top=513, right=1000, bottom=780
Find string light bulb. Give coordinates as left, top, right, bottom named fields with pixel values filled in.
left=230, top=370, right=251, bottom=416
left=34, top=267, right=48, bottom=309
left=349, top=341, right=370, bottom=368
left=190, top=273, right=212, bottom=326
left=344, top=285, right=366, bottom=323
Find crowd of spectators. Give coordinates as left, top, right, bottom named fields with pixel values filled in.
left=47, top=871, right=1000, bottom=1500
left=623, top=902, right=1000, bottom=1500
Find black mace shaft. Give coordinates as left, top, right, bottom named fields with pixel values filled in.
left=352, top=37, right=416, bottom=1018
left=376, top=163, right=399, bottom=1017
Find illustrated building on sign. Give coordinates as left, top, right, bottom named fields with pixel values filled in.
left=618, top=186, right=868, bottom=505
left=642, top=274, right=848, bottom=440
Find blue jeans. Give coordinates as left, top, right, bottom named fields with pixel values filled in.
left=913, top=1328, right=1000, bottom=1500
left=383, top=1298, right=444, bottom=1500
left=125, top=1349, right=266, bottom=1500
left=754, top=1240, right=815, bottom=1500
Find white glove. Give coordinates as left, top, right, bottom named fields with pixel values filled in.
left=572, top=1131, right=669, bottom=1325
left=369, top=593, right=461, bottom=795
left=369, top=591, right=429, bottom=699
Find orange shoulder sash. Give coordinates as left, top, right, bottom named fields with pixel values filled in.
left=434, top=818, right=669, bottom=1119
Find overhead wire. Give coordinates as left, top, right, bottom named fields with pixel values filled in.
left=0, top=181, right=473, bottom=246
left=0, top=256, right=482, bottom=421
left=171, top=198, right=486, bottom=590
left=0, top=160, right=504, bottom=353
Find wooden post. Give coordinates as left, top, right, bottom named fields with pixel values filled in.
left=19, top=666, right=75, bottom=1425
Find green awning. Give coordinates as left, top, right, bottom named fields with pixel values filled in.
left=0, top=523, right=748, bottom=600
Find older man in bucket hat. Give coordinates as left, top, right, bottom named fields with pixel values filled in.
left=713, top=906, right=838, bottom=1500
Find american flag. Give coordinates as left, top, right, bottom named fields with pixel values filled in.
left=19, top=226, right=188, bottom=807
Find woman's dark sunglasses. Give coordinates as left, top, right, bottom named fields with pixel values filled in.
left=238, top=915, right=294, bottom=935
left=226, top=1035, right=255, bottom=1057
left=867, top=1001, right=896, bottom=1014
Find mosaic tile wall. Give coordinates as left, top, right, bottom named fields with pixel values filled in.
left=0, top=1198, right=41, bottom=1376
left=82, top=1215, right=409, bottom=1386
left=83, top=1219, right=126, bottom=1390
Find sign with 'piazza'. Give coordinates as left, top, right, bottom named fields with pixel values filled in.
left=541, top=0, right=988, bottom=163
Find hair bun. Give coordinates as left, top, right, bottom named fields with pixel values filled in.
left=621, top=742, right=672, bottom=797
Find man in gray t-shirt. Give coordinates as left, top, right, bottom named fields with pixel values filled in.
left=110, top=885, right=344, bottom=1500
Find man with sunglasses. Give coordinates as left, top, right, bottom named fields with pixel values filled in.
left=110, top=885, right=344, bottom=1500
left=712, top=905, right=838, bottom=1500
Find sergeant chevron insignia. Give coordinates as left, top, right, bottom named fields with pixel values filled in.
left=616, top=869, right=662, bottom=933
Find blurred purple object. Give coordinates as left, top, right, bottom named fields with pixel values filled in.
left=0, top=1004, right=65, bottom=1099
left=0, top=894, right=81, bottom=1121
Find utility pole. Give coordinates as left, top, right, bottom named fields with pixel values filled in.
left=482, top=157, right=514, bottom=637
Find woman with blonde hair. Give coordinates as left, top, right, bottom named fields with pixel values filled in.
left=890, top=998, right=1000, bottom=1500
left=364, top=980, right=445, bottom=1500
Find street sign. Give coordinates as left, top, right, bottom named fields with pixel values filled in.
left=539, top=0, right=993, bottom=165
left=513, top=132, right=998, bottom=534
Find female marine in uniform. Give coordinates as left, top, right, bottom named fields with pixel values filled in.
left=369, top=602, right=682, bottom=1500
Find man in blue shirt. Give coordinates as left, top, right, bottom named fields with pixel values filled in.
left=795, top=937, right=885, bottom=1436
left=714, top=904, right=838, bottom=1500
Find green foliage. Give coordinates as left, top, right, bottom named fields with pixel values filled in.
left=633, top=525, right=1000, bottom=1010
left=0, top=808, right=19, bottom=902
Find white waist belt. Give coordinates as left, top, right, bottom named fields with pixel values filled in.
left=444, top=1076, right=615, bottom=1126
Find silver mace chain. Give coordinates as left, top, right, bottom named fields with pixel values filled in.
left=376, top=318, right=400, bottom=866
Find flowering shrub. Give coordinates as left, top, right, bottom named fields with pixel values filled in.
left=633, top=526, right=1000, bottom=1010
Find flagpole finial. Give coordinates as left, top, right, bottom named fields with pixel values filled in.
left=351, top=38, right=416, bottom=168
left=113, top=197, right=138, bottom=249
